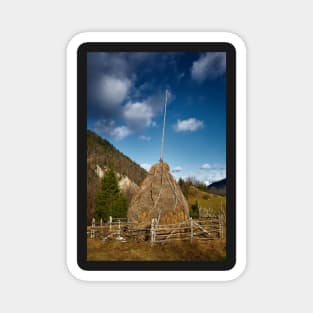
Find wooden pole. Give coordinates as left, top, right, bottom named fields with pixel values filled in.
left=151, top=218, right=156, bottom=245
left=160, top=90, right=168, bottom=161
left=109, top=216, right=112, bottom=231
left=100, top=218, right=103, bottom=235
left=91, top=217, right=96, bottom=239
left=190, top=217, right=193, bottom=243
left=219, top=213, right=224, bottom=240
left=118, top=219, right=121, bottom=239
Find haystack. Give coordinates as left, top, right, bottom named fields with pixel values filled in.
left=128, top=161, right=189, bottom=227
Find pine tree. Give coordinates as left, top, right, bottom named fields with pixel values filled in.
left=190, top=200, right=199, bottom=218
left=178, top=178, right=188, bottom=197
left=95, top=168, right=128, bottom=220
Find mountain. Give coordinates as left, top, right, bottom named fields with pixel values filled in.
left=207, top=178, right=226, bottom=196
left=87, top=130, right=147, bottom=222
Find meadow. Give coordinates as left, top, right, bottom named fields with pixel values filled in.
left=87, top=239, right=226, bottom=261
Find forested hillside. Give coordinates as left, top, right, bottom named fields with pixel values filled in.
left=87, top=130, right=147, bottom=222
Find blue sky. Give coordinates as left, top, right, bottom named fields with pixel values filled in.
left=87, top=51, right=226, bottom=185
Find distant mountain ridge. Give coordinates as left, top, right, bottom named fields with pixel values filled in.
left=87, top=130, right=147, bottom=222
left=207, top=178, right=226, bottom=196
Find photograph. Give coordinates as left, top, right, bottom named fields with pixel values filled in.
left=86, top=51, right=227, bottom=261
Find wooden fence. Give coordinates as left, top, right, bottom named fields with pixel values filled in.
left=88, top=214, right=224, bottom=243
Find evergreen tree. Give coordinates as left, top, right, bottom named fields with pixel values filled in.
left=95, top=168, right=128, bottom=220
left=178, top=178, right=188, bottom=197
left=190, top=200, right=199, bottom=218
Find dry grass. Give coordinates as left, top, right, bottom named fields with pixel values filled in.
left=87, top=239, right=226, bottom=261
left=128, top=161, right=189, bottom=227
left=188, top=186, right=226, bottom=213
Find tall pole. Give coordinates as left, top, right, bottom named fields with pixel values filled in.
left=160, top=89, right=168, bottom=161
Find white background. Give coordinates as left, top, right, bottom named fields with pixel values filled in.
left=0, top=0, right=312, bottom=312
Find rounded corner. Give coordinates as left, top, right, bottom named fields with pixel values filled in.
left=66, top=32, right=91, bottom=55
left=221, top=32, right=247, bottom=56
left=225, top=257, right=247, bottom=282
left=66, top=258, right=89, bottom=282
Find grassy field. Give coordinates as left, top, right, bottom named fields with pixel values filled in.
left=87, top=185, right=226, bottom=262
left=87, top=239, right=226, bottom=261
left=187, top=186, right=226, bottom=213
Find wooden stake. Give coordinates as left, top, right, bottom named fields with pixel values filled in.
left=219, top=213, right=224, bottom=240
left=151, top=218, right=156, bottom=245
left=109, top=216, right=112, bottom=231
left=160, top=90, right=168, bottom=161
left=91, top=217, right=96, bottom=239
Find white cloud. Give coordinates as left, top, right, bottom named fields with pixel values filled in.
left=110, top=126, right=132, bottom=140
left=139, top=135, right=151, bottom=141
left=140, top=163, right=151, bottom=171
left=94, top=119, right=132, bottom=141
left=89, top=52, right=178, bottom=139
left=201, top=163, right=225, bottom=170
left=191, top=52, right=226, bottom=82
left=96, top=76, right=131, bottom=110
left=174, top=118, right=204, bottom=132
left=123, top=101, right=154, bottom=130
left=200, top=163, right=211, bottom=169
left=172, top=166, right=183, bottom=173
left=194, top=169, right=226, bottom=185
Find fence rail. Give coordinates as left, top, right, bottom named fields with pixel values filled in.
left=87, top=214, right=225, bottom=243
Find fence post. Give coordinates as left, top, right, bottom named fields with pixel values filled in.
left=219, top=213, right=224, bottom=240
left=190, top=217, right=193, bottom=242
left=109, top=216, right=112, bottom=231
left=117, top=219, right=121, bottom=240
left=150, top=218, right=156, bottom=245
left=100, top=218, right=103, bottom=236
left=91, top=217, right=96, bottom=239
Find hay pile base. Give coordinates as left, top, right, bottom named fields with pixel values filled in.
left=128, top=161, right=189, bottom=228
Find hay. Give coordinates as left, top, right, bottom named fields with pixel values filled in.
left=128, top=161, right=189, bottom=228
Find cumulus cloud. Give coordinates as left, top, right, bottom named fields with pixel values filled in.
left=195, top=169, right=226, bottom=185
left=88, top=52, right=177, bottom=139
left=96, top=75, right=131, bottom=111
left=139, top=135, right=151, bottom=141
left=191, top=52, right=226, bottom=82
left=172, top=166, right=183, bottom=173
left=123, top=89, right=174, bottom=132
left=174, top=118, right=204, bottom=132
left=201, top=163, right=225, bottom=170
left=123, top=101, right=155, bottom=130
left=110, top=126, right=132, bottom=140
left=89, top=52, right=153, bottom=79
left=140, top=163, right=151, bottom=171
left=200, top=163, right=211, bottom=169
left=94, top=119, right=132, bottom=141
left=88, top=53, right=152, bottom=117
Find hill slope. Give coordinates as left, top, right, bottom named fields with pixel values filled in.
left=87, top=130, right=147, bottom=222
left=207, top=178, right=226, bottom=196
left=187, top=186, right=226, bottom=216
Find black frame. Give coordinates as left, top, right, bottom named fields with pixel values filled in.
left=77, top=43, right=236, bottom=271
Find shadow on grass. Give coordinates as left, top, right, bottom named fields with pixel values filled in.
left=87, top=239, right=226, bottom=261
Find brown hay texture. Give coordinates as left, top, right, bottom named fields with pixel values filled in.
left=128, top=161, right=189, bottom=227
